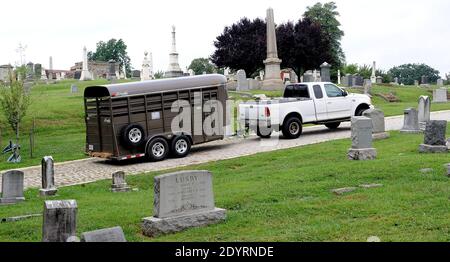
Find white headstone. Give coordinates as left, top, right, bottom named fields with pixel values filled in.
left=236, top=69, right=248, bottom=91
left=141, top=51, right=152, bottom=81
left=0, top=170, right=25, bottom=204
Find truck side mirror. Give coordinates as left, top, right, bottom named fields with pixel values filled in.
left=342, top=90, right=348, bottom=97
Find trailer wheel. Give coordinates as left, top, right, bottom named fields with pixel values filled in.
left=146, top=138, right=169, bottom=161
left=121, top=124, right=146, bottom=148
left=171, top=135, right=191, bottom=158
left=282, top=117, right=302, bottom=139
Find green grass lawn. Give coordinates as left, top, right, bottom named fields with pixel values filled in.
left=1, top=129, right=449, bottom=242
left=0, top=81, right=449, bottom=171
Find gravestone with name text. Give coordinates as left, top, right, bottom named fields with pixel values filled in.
left=348, top=116, right=377, bottom=160
left=142, top=170, right=226, bottom=237
left=39, top=156, right=57, bottom=196
left=81, top=226, right=126, bottom=242
left=419, top=120, right=448, bottom=153
left=42, top=200, right=77, bottom=242
left=0, top=170, right=25, bottom=204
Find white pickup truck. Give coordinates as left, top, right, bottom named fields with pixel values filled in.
left=239, top=82, right=373, bottom=139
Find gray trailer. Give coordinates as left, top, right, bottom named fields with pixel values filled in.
left=84, top=74, right=228, bottom=161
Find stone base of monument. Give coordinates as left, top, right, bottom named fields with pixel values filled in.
left=348, top=148, right=377, bottom=160
left=39, top=188, right=58, bottom=197
left=111, top=186, right=132, bottom=193
left=400, top=129, right=421, bottom=134
left=419, top=144, right=448, bottom=153
left=142, top=208, right=226, bottom=237
left=373, top=132, right=390, bottom=140
left=261, top=79, right=284, bottom=91
left=0, top=197, right=25, bottom=204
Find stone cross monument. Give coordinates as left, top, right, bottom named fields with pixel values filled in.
left=164, top=26, right=184, bottom=78
left=79, top=46, right=92, bottom=81
left=371, top=61, right=376, bottom=84
left=261, top=8, right=284, bottom=90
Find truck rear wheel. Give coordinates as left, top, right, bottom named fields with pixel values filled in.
left=171, top=135, right=191, bottom=158
left=256, top=125, right=272, bottom=139
left=325, top=122, right=341, bottom=130
left=146, top=138, right=169, bottom=162
left=282, top=117, right=302, bottom=139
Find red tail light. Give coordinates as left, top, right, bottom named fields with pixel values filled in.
left=265, top=107, right=271, bottom=117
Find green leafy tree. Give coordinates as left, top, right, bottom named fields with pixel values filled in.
left=388, top=63, right=440, bottom=85
left=342, top=64, right=358, bottom=75
left=0, top=71, right=31, bottom=145
left=88, top=39, right=131, bottom=77
left=304, top=2, right=345, bottom=67
left=153, top=71, right=165, bottom=79
left=188, top=58, right=216, bottom=75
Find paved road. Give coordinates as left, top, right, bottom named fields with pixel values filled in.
left=2, top=110, right=450, bottom=191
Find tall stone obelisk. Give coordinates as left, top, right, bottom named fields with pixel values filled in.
left=262, top=8, right=284, bottom=90
left=164, top=25, right=184, bottom=78
left=80, top=46, right=92, bottom=81
left=370, top=61, right=376, bottom=84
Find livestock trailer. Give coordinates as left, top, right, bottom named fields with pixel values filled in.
left=84, top=74, right=228, bottom=161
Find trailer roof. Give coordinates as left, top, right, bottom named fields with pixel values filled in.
left=84, top=74, right=227, bottom=98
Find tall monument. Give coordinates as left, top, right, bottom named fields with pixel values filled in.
left=80, top=46, right=92, bottom=81
left=141, top=51, right=153, bottom=81
left=371, top=61, right=376, bottom=84
left=164, top=25, right=184, bottom=78
left=262, top=8, right=284, bottom=90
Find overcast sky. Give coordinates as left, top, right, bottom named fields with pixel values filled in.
left=1, top=0, right=449, bottom=77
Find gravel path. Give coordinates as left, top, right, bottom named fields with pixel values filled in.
left=2, top=110, right=450, bottom=190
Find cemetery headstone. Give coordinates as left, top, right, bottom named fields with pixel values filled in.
left=433, top=88, right=448, bottom=103
left=337, top=70, right=341, bottom=85
left=393, top=77, right=399, bottom=85
left=355, top=75, right=364, bottom=87
left=248, top=79, right=259, bottom=90
left=376, top=76, right=383, bottom=84
left=39, top=156, right=57, bottom=196
left=142, top=170, right=226, bottom=237
left=347, top=116, right=377, bottom=160
left=42, top=200, right=77, bottom=242
left=70, top=84, right=78, bottom=93
left=421, top=75, right=428, bottom=85
left=0, top=170, right=25, bottom=204
left=236, top=70, right=248, bottom=91
left=320, top=62, right=331, bottom=82
left=363, top=109, right=389, bottom=139
left=111, top=171, right=131, bottom=192
left=419, top=120, right=448, bottom=153
left=400, top=108, right=420, bottom=133
left=418, top=96, right=431, bottom=131
left=363, top=79, right=372, bottom=95
left=108, top=59, right=116, bottom=80
left=303, top=71, right=313, bottom=83
left=414, top=80, right=419, bottom=86
left=81, top=226, right=126, bottom=242
left=437, top=79, right=444, bottom=87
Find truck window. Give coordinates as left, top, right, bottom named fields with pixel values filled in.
left=324, top=84, right=345, bottom=98
left=284, top=85, right=310, bottom=98
left=313, top=85, right=323, bottom=99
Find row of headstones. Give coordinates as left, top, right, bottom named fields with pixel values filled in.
left=236, top=69, right=261, bottom=91
left=340, top=74, right=369, bottom=87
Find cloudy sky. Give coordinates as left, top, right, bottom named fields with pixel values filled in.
left=1, top=0, right=449, bottom=77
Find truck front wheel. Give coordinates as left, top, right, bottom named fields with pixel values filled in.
left=282, top=117, right=302, bottom=139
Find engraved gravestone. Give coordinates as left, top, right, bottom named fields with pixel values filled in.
left=303, top=71, right=314, bottom=83
left=320, top=62, right=331, bottom=82
left=42, top=200, right=77, bottom=242
left=81, top=226, right=126, bottom=242
left=419, top=120, right=448, bottom=153
left=111, top=171, right=131, bottom=192
left=437, top=79, right=444, bottom=87
left=363, top=79, right=372, bottom=95
left=418, top=96, right=431, bottom=131
left=0, top=170, right=25, bottom=204
left=142, top=170, right=226, bottom=237
left=433, top=88, right=447, bottom=103
left=376, top=76, right=383, bottom=84
left=70, top=84, right=78, bottom=93
left=400, top=108, right=420, bottom=133
left=363, top=109, right=389, bottom=139
left=347, top=116, right=377, bottom=160
left=40, top=156, right=57, bottom=196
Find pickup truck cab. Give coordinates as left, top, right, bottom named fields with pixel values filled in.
left=239, top=82, right=373, bottom=139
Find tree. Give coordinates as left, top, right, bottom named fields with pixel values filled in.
left=153, top=71, right=165, bottom=79
left=188, top=58, right=216, bottom=75
left=0, top=71, right=31, bottom=152
left=211, top=18, right=266, bottom=76
left=88, top=39, right=131, bottom=77
left=388, top=64, right=440, bottom=85
left=304, top=2, right=345, bottom=67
